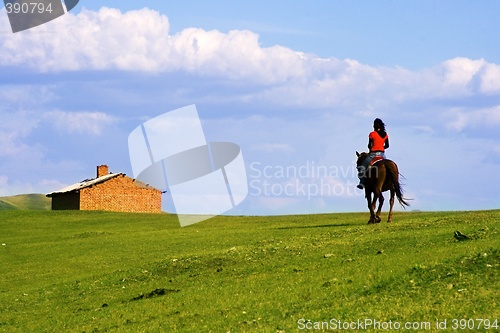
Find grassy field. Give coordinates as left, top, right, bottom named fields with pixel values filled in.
left=0, top=210, right=498, bottom=332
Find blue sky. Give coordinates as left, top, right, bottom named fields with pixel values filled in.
left=1, top=1, right=499, bottom=214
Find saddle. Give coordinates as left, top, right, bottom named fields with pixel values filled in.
left=369, top=155, right=384, bottom=166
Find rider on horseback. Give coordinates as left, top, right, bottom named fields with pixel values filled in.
left=357, top=118, right=390, bottom=189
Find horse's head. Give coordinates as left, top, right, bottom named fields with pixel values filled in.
left=356, top=151, right=368, bottom=167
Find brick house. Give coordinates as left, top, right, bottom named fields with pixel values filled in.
left=46, top=165, right=162, bottom=213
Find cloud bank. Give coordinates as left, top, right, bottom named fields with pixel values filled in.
left=2, top=7, right=499, bottom=94
left=2, top=8, right=499, bottom=126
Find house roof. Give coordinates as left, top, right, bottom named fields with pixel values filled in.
left=46, top=173, right=122, bottom=197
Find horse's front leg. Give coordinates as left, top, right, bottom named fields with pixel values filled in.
left=387, top=189, right=395, bottom=222
left=366, top=191, right=377, bottom=224
left=375, top=192, right=384, bottom=223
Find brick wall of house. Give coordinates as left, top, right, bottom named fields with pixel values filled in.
left=79, top=175, right=162, bottom=213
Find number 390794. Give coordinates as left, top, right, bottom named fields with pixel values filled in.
left=5, top=2, right=53, bottom=14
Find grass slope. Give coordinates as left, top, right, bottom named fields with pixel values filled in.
left=0, top=194, right=51, bottom=211
left=0, top=210, right=498, bottom=332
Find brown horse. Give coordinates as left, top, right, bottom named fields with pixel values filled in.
left=356, top=151, right=409, bottom=223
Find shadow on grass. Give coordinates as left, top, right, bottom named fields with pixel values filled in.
left=277, top=223, right=352, bottom=230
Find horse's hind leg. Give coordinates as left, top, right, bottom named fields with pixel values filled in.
left=387, top=189, right=395, bottom=222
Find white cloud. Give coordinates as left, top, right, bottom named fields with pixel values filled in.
left=252, top=56, right=500, bottom=110
left=0, top=7, right=172, bottom=72
left=446, top=106, right=500, bottom=132
left=480, top=63, right=500, bottom=94
left=43, top=110, right=117, bottom=135
left=0, top=175, right=68, bottom=196
left=0, top=109, right=41, bottom=157
left=0, top=7, right=307, bottom=83
left=440, top=57, right=485, bottom=88
left=412, top=125, right=435, bottom=135
left=168, top=27, right=308, bottom=83
left=0, top=175, right=36, bottom=196
left=0, top=85, right=57, bottom=107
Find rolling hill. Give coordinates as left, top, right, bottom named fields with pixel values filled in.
left=0, top=193, right=51, bottom=211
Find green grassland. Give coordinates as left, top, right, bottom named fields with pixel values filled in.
left=0, top=210, right=498, bottom=332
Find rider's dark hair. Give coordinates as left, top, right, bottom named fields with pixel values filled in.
left=373, top=118, right=387, bottom=137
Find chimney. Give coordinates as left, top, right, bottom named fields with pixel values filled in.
left=97, top=165, right=109, bottom=178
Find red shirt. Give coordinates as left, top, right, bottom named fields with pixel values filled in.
left=369, top=131, right=388, bottom=152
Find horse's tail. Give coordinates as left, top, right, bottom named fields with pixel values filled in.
left=385, top=161, right=410, bottom=208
